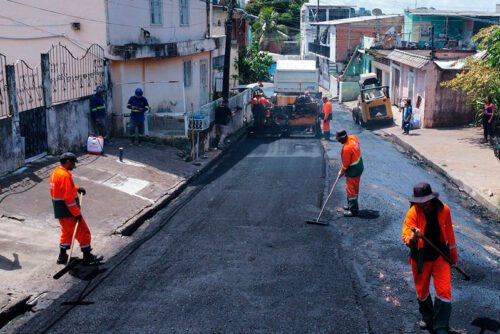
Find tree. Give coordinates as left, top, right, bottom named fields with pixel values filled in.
left=253, top=7, right=289, bottom=52
left=442, top=26, right=500, bottom=132
left=234, top=43, right=274, bottom=83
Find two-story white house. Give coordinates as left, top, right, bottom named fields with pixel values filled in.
left=300, top=0, right=353, bottom=59
left=0, top=0, right=225, bottom=134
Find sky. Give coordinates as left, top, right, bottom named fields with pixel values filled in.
left=348, top=0, right=496, bottom=14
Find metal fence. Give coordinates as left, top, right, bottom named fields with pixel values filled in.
left=14, top=59, right=44, bottom=112
left=0, top=54, right=9, bottom=118
left=48, top=43, right=105, bottom=104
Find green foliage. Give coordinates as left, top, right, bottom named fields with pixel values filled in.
left=442, top=26, right=500, bottom=133
left=472, top=25, right=500, bottom=68
left=234, top=43, right=274, bottom=83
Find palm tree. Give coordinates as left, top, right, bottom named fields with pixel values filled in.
left=254, top=7, right=289, bottom=52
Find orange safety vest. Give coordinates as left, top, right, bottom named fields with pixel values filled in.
left=323, top=101, right=332, bottom=121
left=402, top=202, right=458, bottom=264
left=340, top=135, right=364, bottom=177
left=49, top=166, right=81, bottom=219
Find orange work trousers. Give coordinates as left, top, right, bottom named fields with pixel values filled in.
left=346, top=175, right=361, bottom=202
left=59, top=216, right=92, bottom=250
left=322, top=120, right=331, bottom=132
left=410, top=256, right=452, bottom=302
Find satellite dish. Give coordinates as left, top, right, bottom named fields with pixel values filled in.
left=372, top=8, right=383, bottom=16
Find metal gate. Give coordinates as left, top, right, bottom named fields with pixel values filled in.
left=15, top=59, right=48, bottom=160
left=19, top=106, right=48, bottom=160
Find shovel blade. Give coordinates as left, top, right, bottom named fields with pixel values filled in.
left=305, top=219, right=329, bottom=226
left=53, top=258, right=82, bottom=280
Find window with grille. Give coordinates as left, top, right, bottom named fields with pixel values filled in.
left=183, top=60, right=192, bottom=87
left=150, top=0, right=162, bottom=25
left=180, top=0, right=189, bottom=25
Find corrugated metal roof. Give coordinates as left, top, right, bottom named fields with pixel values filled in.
left=408, top=9, right=500, bottom=18
left=434, top=50, right=488, bottom=70
left=387, top=49, right=432, bottom=69
left=311, top=15, right=401, bottom=25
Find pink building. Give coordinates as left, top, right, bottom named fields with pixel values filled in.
left=388, top=49, right=476, bottom=128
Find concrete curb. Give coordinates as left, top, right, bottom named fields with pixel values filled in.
left=382, top=130, right=500, bottom=219
left=114, top=127, right=249, bottom=236
left=0, top=295, right=32, bottom=328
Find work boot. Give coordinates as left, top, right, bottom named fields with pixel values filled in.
left=57, top=251, right=68, bottom=265
left=417, top=296, right=434, bottom=330
left=433, top=298, right=451, bottom=333
left=343, top=204, right=350, bottom=210
left=343, top=209, right=358, bottom=217
left=82, top=250, right=102, bottom=265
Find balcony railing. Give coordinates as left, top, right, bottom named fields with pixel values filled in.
left=308, top=43, right=330, bottom=58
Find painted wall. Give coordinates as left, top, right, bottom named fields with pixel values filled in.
left=403, top=12, right=472, bottom=47
left=110, top=52, right=212, bottom=134
left=424, top=66, right=472, bottom=127
left=107, top=0, right=208, bottom=46
left=0, top=0, right=107, bottom=66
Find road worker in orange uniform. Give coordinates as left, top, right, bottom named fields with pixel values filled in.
left=322, top=96, right=333, bottom=140
left=402, top=182, right=458, bottom=334
left=50, top=152, right=101, bottom=265
left=336, top=130, right=363, bottom=217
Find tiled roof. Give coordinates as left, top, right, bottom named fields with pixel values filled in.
left=387, top=49, right=432, bottom=69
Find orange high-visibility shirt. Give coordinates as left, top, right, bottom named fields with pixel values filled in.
left=323, top=101, right=332, bottom=121
left=402, top=202, right=458, bottom=264
left=50, top=166, right=81, bottom=218
left=340, top=135, right=363, bottom=176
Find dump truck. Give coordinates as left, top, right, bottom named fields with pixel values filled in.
left=251, top=60, right=322, bottom=137
left=352, top=73, right=393, bottom=127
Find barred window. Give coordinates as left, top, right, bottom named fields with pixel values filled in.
left=212, top=56, right=224, bottom=70
left=150, top=0, right=163, bottom=25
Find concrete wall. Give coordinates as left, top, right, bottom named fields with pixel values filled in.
left=424, top=66, right=472, bottom=127
left=339, top=81, right=360, bottom=102
left=0, top=0, right=107, bottom=66
left=0, top=117, right=24, bottom=176
left=107, top=0, right=208, bottom=46
left=110, top=52, right=212, bottom=135
left=46, top=97, right=94, bottom=155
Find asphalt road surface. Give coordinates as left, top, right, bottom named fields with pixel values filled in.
left=13, top=107, right=499, bottom=333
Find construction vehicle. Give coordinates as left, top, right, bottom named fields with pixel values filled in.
left=251, top=60, right=322, bottom=137
left=352, top=73, right=393, bottom=127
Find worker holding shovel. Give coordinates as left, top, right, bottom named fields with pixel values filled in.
left=50, top=152, right=101, bottom=265
left=402, top=182, right=458, bottom=334
left=336, top=129, right=364, bottom=217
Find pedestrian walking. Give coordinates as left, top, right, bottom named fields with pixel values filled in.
left=402, top=99, right=412, bottom=135
left=49, top=153, right=101, bottom=265
left=402, top=182, right=458, bottom=334
left=214, top=99, right=232, bottom=148
left=336, top=129, right=364, bottom=217
left=322, top=96, right=333, bottom=140
left=483, top=96, right=495, bottom=142
left=127, top=88, right=150, bottom=145
left=89, top=85, right=108, bottom=140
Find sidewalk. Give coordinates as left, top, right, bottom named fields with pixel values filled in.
left=343, top=101, right=500, bottom=218
left=0, top=137, right=226, bottom=324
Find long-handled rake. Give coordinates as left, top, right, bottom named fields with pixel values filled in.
left=53, top=195, right=83, bottom=279
left=306, top=172, right=342, bottom=226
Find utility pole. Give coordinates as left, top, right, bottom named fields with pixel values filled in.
left=430, top=25, right=434, bottom=49
left=222, top=0, right=236, bottom=101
